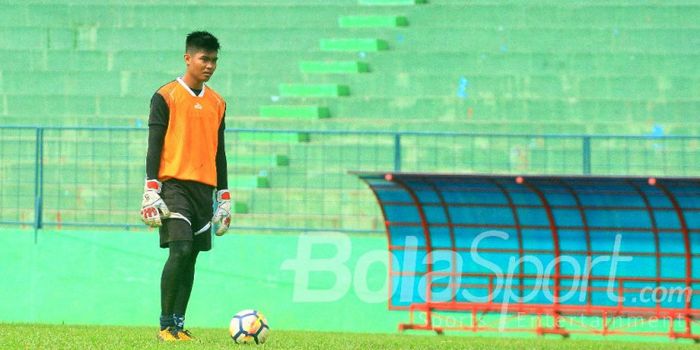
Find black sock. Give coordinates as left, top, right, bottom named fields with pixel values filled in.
left=173, top=250, right=198, bottom=318
left=160, top=240, right=194, bottom=329
left=160, top=314, right=174, bottom=331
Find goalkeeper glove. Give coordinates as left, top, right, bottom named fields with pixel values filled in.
left=212, top=189, right=232, bottom=236
left=140, top=179, right=170, bottom=227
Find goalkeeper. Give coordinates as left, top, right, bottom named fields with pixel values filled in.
left=140, top=31, right=231, bottom=342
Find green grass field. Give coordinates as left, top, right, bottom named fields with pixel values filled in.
left=0, top=323, right=696, bottom=350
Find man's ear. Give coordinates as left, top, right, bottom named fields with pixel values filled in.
left=184, top=52, right=191, bottom=66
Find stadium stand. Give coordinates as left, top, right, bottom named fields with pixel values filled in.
left=0, top=1, right=698, bottom=230
left=1, top=1, right=698, bottom=132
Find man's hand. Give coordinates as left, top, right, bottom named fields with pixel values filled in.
left=141, top=179, right=170, bottom=227
left=212, top=189, right=232, bottom=236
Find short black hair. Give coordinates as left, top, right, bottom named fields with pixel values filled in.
left=186, top=31, right=220, bottom=53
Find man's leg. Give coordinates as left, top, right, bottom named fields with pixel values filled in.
left=172, top=249, right=199, bottom=328
left=159, top=219, right=195, bottom=335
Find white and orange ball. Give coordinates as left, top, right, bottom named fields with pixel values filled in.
left=229, top=309, right=270, bottom=344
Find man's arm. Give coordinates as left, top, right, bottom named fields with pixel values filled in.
left=141, top=93, right=171, bottom=227
left=215, top=116, right=228, bottom=190
left=146, top=93, right=169, bottom=179
left=212, top=111, right=231, bottom=235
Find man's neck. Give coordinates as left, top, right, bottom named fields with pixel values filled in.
left=181, top=74, right=204, bottom=90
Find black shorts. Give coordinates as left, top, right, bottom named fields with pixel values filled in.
left=159, top=178, right=215, bottom=251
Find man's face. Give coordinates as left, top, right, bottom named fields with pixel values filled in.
left=185, top=50, right=218, bottom=82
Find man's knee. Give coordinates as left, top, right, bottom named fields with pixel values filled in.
left=169, top=240, right=195, bottom=262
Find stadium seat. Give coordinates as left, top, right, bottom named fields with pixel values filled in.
left=259, top=106, right=331, bottom=119
left=299, top=61, right=369, bottom=74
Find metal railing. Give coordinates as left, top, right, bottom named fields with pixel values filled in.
left=0, top=126, right=698, bottom=233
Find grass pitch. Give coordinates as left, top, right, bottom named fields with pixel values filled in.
left=0, top=323, right=695, bottom=349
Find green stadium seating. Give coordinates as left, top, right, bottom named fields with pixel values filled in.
left=0, top=28, right=47, bottom=50
left=235, top=132, right=311, bottom=143
left=46, top=51, right=109, bottom=71
left=359, top=0, right=426, bottom=5
left=278, top=84, right=351, bottom=97
left=3, top=71, right=122, bottom=96
left=299, top=61, right=369, bottom=74
left=233, top=201, right=249, bottom=214
left=259, top=106, right=331, bottom=119
left=47, top=28, right=75, bottom=50
left=3, top=1, right=697, bottom=134
left=229, top=175, right=270, bottom=189
left=319, top=38, right=389, bottom=52
left=338, top=15, right=408, bottom=28
left=232, top=154, right=290, bottom=167
left=6, top=95, right=96, bottom=117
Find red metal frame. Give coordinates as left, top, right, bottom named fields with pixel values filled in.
left=655, top=181, right=694, bottom=339
left=362, top=176, right=401, bottom=311
left=383, top=219, right=689, bottom=233
left=392, top=177, right=435, bottom=322
left=425, top=178, right=459, bottom=303
left=491, top=179, right=526, bottom=300
left=628, top=180, right=663, bottom=316
left=400, top=273, right=700, bottom=340
left=557, top=179, right=595, bottom=311
left=401, top=302, right=700, bottom=339
left=519, top=179, right=566, bottom=334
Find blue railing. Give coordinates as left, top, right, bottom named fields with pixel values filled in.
left=0, top=126, right=698, bottom=233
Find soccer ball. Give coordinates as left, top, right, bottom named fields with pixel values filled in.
left=229, top=309, right=270, bottom=344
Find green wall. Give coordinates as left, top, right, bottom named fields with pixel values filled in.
left=0, top=229, right=408, bottom=332
left=1, top=228, right=696, bottom=344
